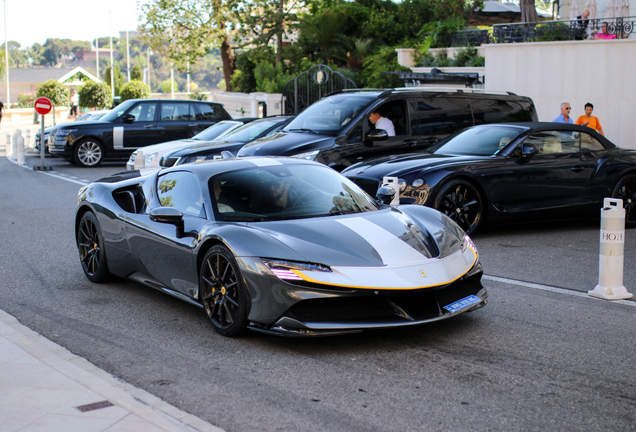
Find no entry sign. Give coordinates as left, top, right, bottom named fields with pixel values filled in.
left=34, top=97, right=52, bottom=115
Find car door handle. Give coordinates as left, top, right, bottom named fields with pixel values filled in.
left=188, top=123, right=197, bottom=127
left=144, top=124, right=154, bottom=128
left=403, top=140, right=417, bottom=146
left=571, top=166, right=586, bottom=172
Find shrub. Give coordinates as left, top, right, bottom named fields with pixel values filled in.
left=17, top=92, right=36, bottom=108
left=161, top=79, right=178, bottom=93
left=120, top=80, right=150, bottom=102
left=36, top=80, right=70, bottom=106
left=359, top=46, right=410, bottom=88
left=78, top=81, right=112, bottom=109
left=131, top=64, right=143, bottom=81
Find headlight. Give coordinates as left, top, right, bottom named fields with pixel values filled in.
left=263, top=259, right=331, bottom=280
left=128, top=151, right=138, bottom=163
left=290, top=150, right=319, bottom=161
left=412, top=179, right=425, bottom=188
left=461, top=234, right=478, bottom=254
left=398, top=178, right=407, bottom=192
left=57, top=128, right=77, bottom=137
left=145, top=152, right=158, bottom=165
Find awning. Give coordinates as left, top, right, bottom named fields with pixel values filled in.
left=469, top=1, right=553, bottom=25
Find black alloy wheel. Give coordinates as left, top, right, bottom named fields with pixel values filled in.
left=612, top=174, right=636, bottom=228
left=74, top=139, right=104, bottom=167
left=77, top=211, right=111, bottom=282
left=434, top=179, right=483, bottom=235
left=200, top=246, right=248, bottom=337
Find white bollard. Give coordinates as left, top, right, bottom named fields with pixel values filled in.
left=589, top=198, right=633, bottom=300
left=381, top=176, right=401, bottom=206
left=134, top=150, right=145, bottom=170
left=11, top=131, right=18, bottom=159
left=24, top=129, right=31, bottom=148
left=5, top=133, right=11, bottom=157
left=16, top=135, right=24, bottom=165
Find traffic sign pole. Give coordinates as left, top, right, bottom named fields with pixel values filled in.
left=33, top=97, right=53, bottom=171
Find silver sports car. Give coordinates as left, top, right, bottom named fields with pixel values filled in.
left=76, top=157, right=487, bottom=337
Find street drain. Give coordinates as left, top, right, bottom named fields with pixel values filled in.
left=75, top=400, right=114, bottom=413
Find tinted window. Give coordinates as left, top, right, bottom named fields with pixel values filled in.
left=470, top=99, right=530, bottom=124
left=161, top=103, right=194, bottom=121
left=429, top=126, right=523, bottom=156
left=283, top=95, right=375, bottom=135
left=371, top=100, right=408, bottom=136
left=194, top=121, right=240, bottom=141
left=157, top=171, right=206, bottom=218
left=216, top=118, right=285, bottom=143
left=347, top=122, right=363, bottom=144
left=412, top=97, right=473, bottom=136
left=196, top=103, right=226, bottom=121
left=580, top=132, right=605, bottom=151
left=127, top=102, right=157, bottom=122
left=524, top=131, right=580, bottom=155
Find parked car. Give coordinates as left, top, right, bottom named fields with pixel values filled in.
left=126, top=118, right=257, bottom=170
left=75, top=156, right=486, bottom=337
left=342, top=122, right=636, bottom=234
left=237, top=88, right=537, bottom=171
left=48, top=99, right=232, bottom=167
left=160, top=116, right=292, bottom=167
left=35, top=110, right=111, bottom=152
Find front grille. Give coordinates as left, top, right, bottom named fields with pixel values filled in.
left=350, top=177, right=380, bottom=197
left=287, top=297, right=396, bottom=322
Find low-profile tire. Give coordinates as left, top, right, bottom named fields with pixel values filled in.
left=433, top=179, right=483, bottom=235
left=74, top=139, right=104, bottom=167
left=200, top=246, right=249, bottom=337
left=77, top=211, right=111, bottom=282
left=612, top=174, right=636, bottom=228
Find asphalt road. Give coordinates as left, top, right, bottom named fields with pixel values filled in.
left=1, top=149, right=635, bottom=432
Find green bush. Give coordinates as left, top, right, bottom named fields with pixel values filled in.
left=189, top=91, right=207, bottom=100
left=120, top=80, right=150, bottom=102
left=131, top=64, right=143, bottom=81
left=359, top=46, right=410, bottom=88
left=161, top=79, right=178, bottom=93
left=77, top=81, right=112, bottom=109
left=36, top=80, right=70, bottom=106
left=17, top=92, right=35, bottom=108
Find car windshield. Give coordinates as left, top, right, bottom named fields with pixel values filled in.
left=216, top=118, right=286, bottom=143
left=282, top=95, right=376, bottom=135
left=193, top=121, right=241, bottom=141
left=100, top=100, right=137, bottom=122
left=210, top=164, right=379, bottom=221
left=427, top=126, right=524, bottom=156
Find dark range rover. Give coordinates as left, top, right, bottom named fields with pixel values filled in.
left=237, top=88, right=537, bottom=171
left=49, top=98, right=232, bottom=167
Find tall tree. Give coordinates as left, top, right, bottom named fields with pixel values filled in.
left=140, top=0, right=235, bottom=91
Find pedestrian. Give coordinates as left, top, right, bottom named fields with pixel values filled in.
left=0, top=96, right=4, bottom=130
left=553, top=102, right=573, bottom=123
left=576, top=102, right=604, bottom=136
left=70, top=91, right=79, bottom=119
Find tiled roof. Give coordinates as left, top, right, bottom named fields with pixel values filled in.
left=8, top=68, right=76, bottom=83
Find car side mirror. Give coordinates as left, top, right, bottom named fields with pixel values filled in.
left=521, top=143, right=539, bottom=157
left=122, top=114, right=136, bottom=123
left=376, top=186, right=396, bottom=205
left=150, top=207, right=184, bottom=238
left=366, top=129, right=389, bottom=141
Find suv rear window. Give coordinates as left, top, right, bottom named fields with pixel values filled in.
left=196, top=103, right=227, bottom=121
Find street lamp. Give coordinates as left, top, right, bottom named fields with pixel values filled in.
left=4, top=0, right=10, bottom=108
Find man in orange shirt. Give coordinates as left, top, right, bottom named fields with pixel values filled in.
left=576, top=102, right=604, bottom=136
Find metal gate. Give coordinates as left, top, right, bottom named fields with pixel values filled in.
left=281, top=64, right=357, bottom=115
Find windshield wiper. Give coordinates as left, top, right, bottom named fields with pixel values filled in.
left=289, top=128, right=319, bottom=134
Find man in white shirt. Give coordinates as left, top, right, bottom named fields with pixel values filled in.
left=368, top=110, right=395, bottom=136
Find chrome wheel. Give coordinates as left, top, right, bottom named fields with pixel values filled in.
left=435, top=180, right=483, bottom=235
left=200, top=246, right=248, bottom=336
left=612, top=175, right=636, bottom=227
left=77, top=212, right=110, bottom=282
left=75, top=140, right=103, bottom=167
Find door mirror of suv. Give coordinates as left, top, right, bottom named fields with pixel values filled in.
left=366, top=129, right=389, bottom=141
left=521, top=143, right=539, bottom=157
left=122, top=114, right=136, bottom=123
left=376, top=186, right=396, bottom=205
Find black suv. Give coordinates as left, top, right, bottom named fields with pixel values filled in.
left=49, top=98, right=232, bottom=167
left=237, top=88, right=537, bottom=171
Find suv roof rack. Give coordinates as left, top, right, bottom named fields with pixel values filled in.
left=391, top=87, right=514, bottom=95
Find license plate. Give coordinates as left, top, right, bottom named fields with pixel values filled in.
left=443, top=294, right=481, bottom=313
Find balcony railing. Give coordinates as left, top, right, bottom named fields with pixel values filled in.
left=431, top=17, right=634, bottom=47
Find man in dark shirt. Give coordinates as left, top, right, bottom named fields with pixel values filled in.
left=575, top=9, right=590, bottom=40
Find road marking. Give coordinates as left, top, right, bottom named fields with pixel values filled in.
left=483, top=275, right=636, bottom=307
left=5, top=155, right=91, bottom=186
